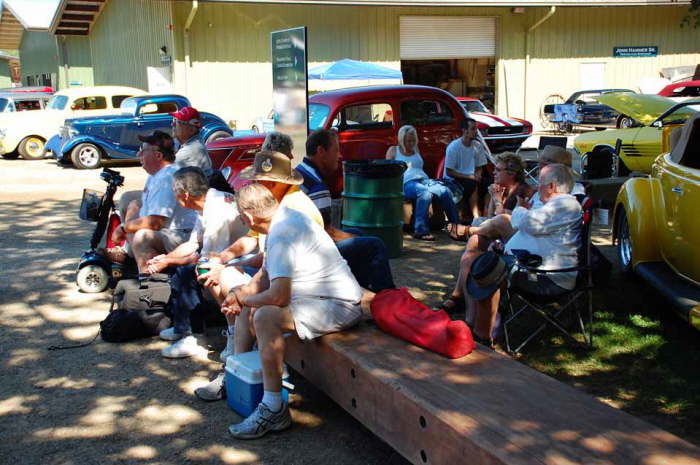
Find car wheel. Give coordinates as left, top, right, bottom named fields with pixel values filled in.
left=206, top=130, right=231, bottom=145
left=616, top=114, right=636, bottom=129
left=77, top=264, right=110, bottom=293
left=71, top=143, right=102, bottom=169
left=251, top=125, right=259, bottom=133
left=617, top=208, right=634, bottom=274
left=1, top=151, right=19, bottom=159
left=18, top=136, right=46, bottom=160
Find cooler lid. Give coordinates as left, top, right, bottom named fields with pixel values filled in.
left=225, top=350, right=289, bottom=384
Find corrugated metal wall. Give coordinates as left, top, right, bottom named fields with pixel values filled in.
left=89, top=0, right=173, bottom=91
left=0, top=61, right=12, bottom=87
left=57, top=36, right=94, bottom=89
left=522, top=5, right=700, bottom=125
left=18, top=31, right=59, bottom=86
left=170, top=3, right=520, bottom=129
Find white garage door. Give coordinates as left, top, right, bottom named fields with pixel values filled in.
left=400, top=16, right=496, bottom=59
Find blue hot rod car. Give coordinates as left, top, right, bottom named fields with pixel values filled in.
left=50, top=94, right=233, bottom=169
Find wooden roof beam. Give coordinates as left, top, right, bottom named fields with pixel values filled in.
left=62, top=13, right=94, bottom=21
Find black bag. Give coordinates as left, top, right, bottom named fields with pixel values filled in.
left=100, top=274, right=172, bottom=343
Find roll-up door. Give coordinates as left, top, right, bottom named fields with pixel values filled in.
left=400, top=16, right=496, bottom=59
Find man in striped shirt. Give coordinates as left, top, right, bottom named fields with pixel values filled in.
left=296, top=129, right=395, bottom=293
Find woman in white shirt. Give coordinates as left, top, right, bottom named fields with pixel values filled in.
left=386, top=125, right=459, bottom=241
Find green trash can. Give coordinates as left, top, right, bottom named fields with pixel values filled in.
left=342, top=160, right=407, bottom=258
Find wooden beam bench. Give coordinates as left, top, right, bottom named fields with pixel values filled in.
left=285, top=321, right=700, bottom=465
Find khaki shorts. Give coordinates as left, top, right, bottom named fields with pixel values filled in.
left=124, top=228, right=191, bottom=256
left=288, top=296, right=362, bottom=341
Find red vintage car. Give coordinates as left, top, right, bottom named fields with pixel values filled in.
left=657, top=80, right=700, bottom=102
left=208, top=85, right=473, bottom=194
left=456, top=97, right=532, bottom=153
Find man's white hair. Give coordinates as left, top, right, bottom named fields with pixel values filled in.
left=540, top=163, right=574, bottom=194
left=235, top=183, right=279, bottom=219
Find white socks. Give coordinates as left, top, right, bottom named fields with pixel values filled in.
left=262, top=391, right=282, bottom=411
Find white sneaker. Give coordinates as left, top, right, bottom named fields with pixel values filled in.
left=228, top=402, right=291, bottom=439
left=159, top=327, right=186, bottom=341
left=162, top=335, right=206, bottom=359
left=220, top=332, right=235, bottom=362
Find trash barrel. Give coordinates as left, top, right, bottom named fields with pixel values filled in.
left=342, top=160, right=407, bottom=258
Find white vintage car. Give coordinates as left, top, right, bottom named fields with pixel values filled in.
left=0, top=85, right=145, bottom=160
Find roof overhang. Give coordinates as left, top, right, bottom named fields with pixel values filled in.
left=203, top=0, right=689, bottom=5
left=0, top=1, right=45, bottom=50
left=49, top=0, right=108, bottom=36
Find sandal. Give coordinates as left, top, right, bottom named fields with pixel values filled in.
left=413, top=233, right=435, bottom=242
left=447, top=223, right=471, bottom=242
left=441, top=295, right=465, bottom=314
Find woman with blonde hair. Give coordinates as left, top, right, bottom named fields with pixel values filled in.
left=386, top=124, right=459, bottom=241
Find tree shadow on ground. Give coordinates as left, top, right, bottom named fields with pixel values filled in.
left=0, top=198, right=408, bottom=465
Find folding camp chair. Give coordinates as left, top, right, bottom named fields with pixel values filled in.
left=516, top=136, right=568, bottom=185
left=501, top=195, right=594, bottom=354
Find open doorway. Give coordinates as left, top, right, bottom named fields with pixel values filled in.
left=401, top=58, right=496, bottom=111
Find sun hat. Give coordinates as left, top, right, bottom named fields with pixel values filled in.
left=238, top=150, right=304, bottom=185
left=539, top=145, right=580, bottom=177
left=466, top=251, right=516, bottom=301
left=170, top=106, right=202, bottom=128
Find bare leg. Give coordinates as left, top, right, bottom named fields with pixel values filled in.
left=470, top=214, right=514, bottom=241
left=252, top=305, right=296, bottom=392
left=474, top=289, right=501, bottom=342
left=131, top=229, right=167, bottom=272
left=233, top=306, right=256, bottom=354
left=450, top=235, right=490, bottom=300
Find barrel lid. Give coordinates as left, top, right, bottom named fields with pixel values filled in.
left=343, top=159, right=407, bottom=178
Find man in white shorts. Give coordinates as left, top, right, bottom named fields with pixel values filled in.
left=144, top=166, right=250, bottom=359
left=222, top=183, right=363, bottom=439
left=110, top=131, right=197, bottom=272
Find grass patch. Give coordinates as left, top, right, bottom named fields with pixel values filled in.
left=512, top=293, right=700, bottom=445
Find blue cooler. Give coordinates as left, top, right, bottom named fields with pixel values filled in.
left=225, top=350, right=290, bottom=417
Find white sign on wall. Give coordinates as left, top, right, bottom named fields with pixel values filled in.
left=580, top=62, right=606, bottom=90
left=147, top=66, right=173, bottom=94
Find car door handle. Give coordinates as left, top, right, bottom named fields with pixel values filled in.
left=671, top=186, right=683, bottom=194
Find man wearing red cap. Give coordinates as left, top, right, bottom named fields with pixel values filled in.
left=170, top=106, right=212, bottom=176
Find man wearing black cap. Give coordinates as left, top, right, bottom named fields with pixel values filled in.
left=110, top=131, right=197, bottom=272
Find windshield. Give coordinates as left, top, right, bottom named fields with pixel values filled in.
left=0, top=98, right=8, bottom=112
left=661, top=102, right=700, bottom=125
left=308, top=103, right=330, bottom=131
left=460, top=100, right=488, bottom=113
left=47, top=95, right=68, bottom=110
left=120, top=98, right=138, bottom=114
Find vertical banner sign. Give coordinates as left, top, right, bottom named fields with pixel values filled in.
left=271, top=27, right=308, bottom=164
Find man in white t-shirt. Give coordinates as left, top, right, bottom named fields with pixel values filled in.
left=110, top=131, right=197, bottom=272
left=443, top=118, right=490, bottom=219
left=145, top=167, right=249, bottom=359
left=222, top=183, right=362, bottom=439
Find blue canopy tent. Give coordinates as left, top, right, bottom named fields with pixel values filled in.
left=308, top=59, right=403, bottom=90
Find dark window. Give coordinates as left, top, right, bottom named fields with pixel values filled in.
left=71, top=96, right=107, bottom=110
left=400, top=99, right=454, bottom=126
left=673, top=86, right=700, bottom=98
left=15, top=99, right=41, bottom=111
left=111, top=95, right=132, bottom=108
left=41, top=73, right=52, bottom=87
left=336, top=103, right=392, bottom=131
left=678, top=118, right=700, bottom=170
left=26, top=75, right=34, bottom=86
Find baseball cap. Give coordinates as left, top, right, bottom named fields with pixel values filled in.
left=170, top=106, right=202, bottom=128
left=137, top=130, right=175, bottom=157
left=238, top=151, right=303, bottom=185
left=539, top=145, right=572, bottom=167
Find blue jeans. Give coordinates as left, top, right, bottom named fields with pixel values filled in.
left=336, top=229, right=395, bottom=292
left=169, top=264, right=201, bottom=335
left=403, top=179, right=459, bottom=236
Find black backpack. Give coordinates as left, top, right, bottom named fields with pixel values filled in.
left=100, top=274, right=172, bottom=343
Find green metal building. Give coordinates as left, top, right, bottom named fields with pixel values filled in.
left=45, top=0, right=700, bottom=127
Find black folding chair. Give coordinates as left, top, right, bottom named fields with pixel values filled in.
left=517, top=136, right=568, bottom=185
left=501, top=195, right=594, bottom=354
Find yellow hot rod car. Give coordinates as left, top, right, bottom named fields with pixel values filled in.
left=574, top=94, right=697, bottom=176
left=612, top=110, right=700, bottom=330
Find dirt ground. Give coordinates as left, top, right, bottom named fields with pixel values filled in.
left=0, top=158, right=695, bottom=464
